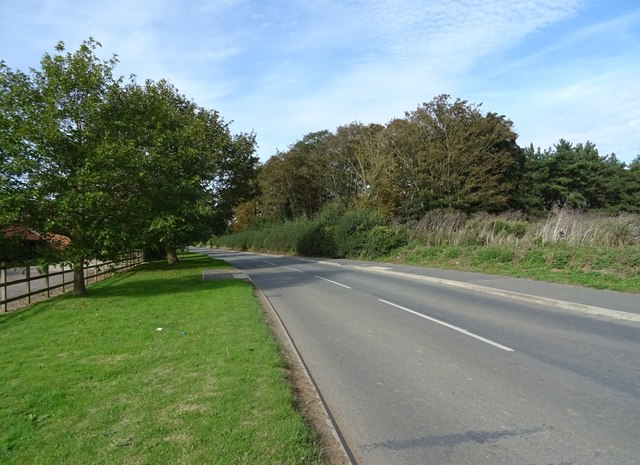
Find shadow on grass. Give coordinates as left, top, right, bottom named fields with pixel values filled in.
left=143, top=253, right=230, bottom=271
left=88, top=254, right=239, bottom=298
left=90, top=274, right=247, bottom=299
left=0, top=253, right=238, bottom=326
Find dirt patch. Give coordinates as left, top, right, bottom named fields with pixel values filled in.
left=255, top=289, right=354, bottom=465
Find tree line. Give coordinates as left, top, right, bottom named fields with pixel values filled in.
left=232, top=95, right=640, bottom=232
left=1, top=39, right=258, bottom=294
left=3, top=39, right=639, bottom=293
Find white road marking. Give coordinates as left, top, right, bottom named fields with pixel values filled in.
left=284, top=266, right=303, bottom=273
left=262, top=260, right=303, bottom=273
left=378, top=299, right=514, bottom=352
left=315, top=276, right=352, bottom=289
left=317, top=261, right=342, bottom=267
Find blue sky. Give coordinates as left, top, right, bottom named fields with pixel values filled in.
left=1, top=0, right=639, bottom=162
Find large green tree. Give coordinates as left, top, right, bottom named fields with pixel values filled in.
left=208, top=130, right=259, bottom=234
left=258, top=132, right=332, bottom=220
left=2, top=38, right=259, bottom=293
left=1, top=39, right=143, bottom=295
left=522, top=140, right=629, bottom=211
left=394, top=95, right=522, bottom=217
left=625, top=156, right=640, bottom=212
left=108, top=79, right=258, bottom=264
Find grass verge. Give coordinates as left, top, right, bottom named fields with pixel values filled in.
left=0, top=253, right=322, bottom=465
left=390, top=243, right=640, bottom=293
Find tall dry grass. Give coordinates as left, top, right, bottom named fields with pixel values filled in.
left=537, top=208, right=640, bottom=247
left=408, top=208, right=640, bottom=248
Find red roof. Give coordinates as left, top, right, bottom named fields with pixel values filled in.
left=3, top=227, right=70, bottom=250
left=3, top=226, right=41, bottom=242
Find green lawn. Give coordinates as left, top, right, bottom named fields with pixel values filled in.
left=0, top=253, right=322, bottom=465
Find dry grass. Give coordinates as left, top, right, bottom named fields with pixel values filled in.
left=408, top=208, right=640, bottom=249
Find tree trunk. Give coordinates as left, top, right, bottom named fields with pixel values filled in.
left=73, top=258, right=87, bottom=296
left=166, top=247, right=178, bottom=265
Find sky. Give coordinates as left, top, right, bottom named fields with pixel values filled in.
left=1, top=0, right=639, bottom=163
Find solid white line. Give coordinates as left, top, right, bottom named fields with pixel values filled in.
left=263, top=260, right=278, bottom=265
left=315, top=276, right=352, bottom=289
left=378, top=299, right=514, bottom=352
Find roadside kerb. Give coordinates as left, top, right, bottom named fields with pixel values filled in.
left=353, top=266, right=640, bottom=323
left=196, top=250, right=355, bottom=465
left=253, top=285, right=356, bottom=465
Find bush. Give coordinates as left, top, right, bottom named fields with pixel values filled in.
left=361, top=226, right=408, bottom=258
left=297, top=224, right=337, bottom=257
left=334, top=207, right=389, bottom=258
left=490, top=219, right=528, bottom=238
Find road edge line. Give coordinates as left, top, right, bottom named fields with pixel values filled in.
left=253, top=285, right=358, bottom=465
left=354, top=266, right=640, bottom=323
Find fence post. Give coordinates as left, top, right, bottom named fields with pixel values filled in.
left=1, top=263, right=6, bottom=313
left=26, top=266, right=31, bottom=304
left=62, top=264, right=66, bottom=293
left=46, top=265, right=51, bottom=298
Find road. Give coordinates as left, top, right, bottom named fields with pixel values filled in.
left=195, top=248, right=640, bottom=465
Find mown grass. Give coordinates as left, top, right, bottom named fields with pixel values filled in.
left=0, top=253, right=322, bottom=465
left=391, top=243, right=640, bottom=293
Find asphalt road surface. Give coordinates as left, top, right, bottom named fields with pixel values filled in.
left=195, top=248, right=640, bottom=465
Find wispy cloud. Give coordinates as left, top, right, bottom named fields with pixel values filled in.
left=1, top=0, right=638, bottom=160
left=225, top=0, right=589, bottom=155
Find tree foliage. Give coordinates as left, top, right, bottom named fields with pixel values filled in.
left=234, top=95, right=638, bottom=236
left=1, top=39, right=138, bottom=294
left=1, top=39, right=258, bottom=293
left=390, top=96, right=522, bottom=216
left=249, top=95, right=524, bottom=227
left=516, top=140, right=637, bottom=213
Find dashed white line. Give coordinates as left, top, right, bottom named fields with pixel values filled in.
left=283, top=266, right=303, bottom=273
left=315, top=276, right=352, bottom=289
left=378, top=299, right=514, bottom=352
left=262, top=260, right=303, bottom=273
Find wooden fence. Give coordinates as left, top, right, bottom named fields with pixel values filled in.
left=0, top=252, right=143, bottom=312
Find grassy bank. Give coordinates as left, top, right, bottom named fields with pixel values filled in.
left=214, top=206, right=640, bottom=293
left=390, top=243, right=640, bottom=293
left=0, top=254, right=322, bottom=465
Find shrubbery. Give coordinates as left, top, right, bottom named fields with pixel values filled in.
left=213, top=206, right=640, bottom=286
left=214, top=201, right=409, bottom=259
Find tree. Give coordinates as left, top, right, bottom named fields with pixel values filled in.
left=328, top=122, right=388, bottom=205
left=620, top=155, right=640, bottom=212
left=530, top=140, right=628, bottom=211
left=106, top=79, right=258, bottom=263
left=392, top=95, right=522, bottom=218
left=1, top=39, right=142, bottom=295
left=230, top=200, right=258, bottom=232
left=258, top=132, right=332, bottom=221
left=208, top=131, right=259, bottom=234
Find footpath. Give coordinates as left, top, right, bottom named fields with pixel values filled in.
left=315, top=257, right=640, bottom=322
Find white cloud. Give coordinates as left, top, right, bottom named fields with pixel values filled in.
left=2, top=0, right=638, bottom=161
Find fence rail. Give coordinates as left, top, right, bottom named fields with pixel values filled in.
left=0, top=252, right=143, bottom=312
